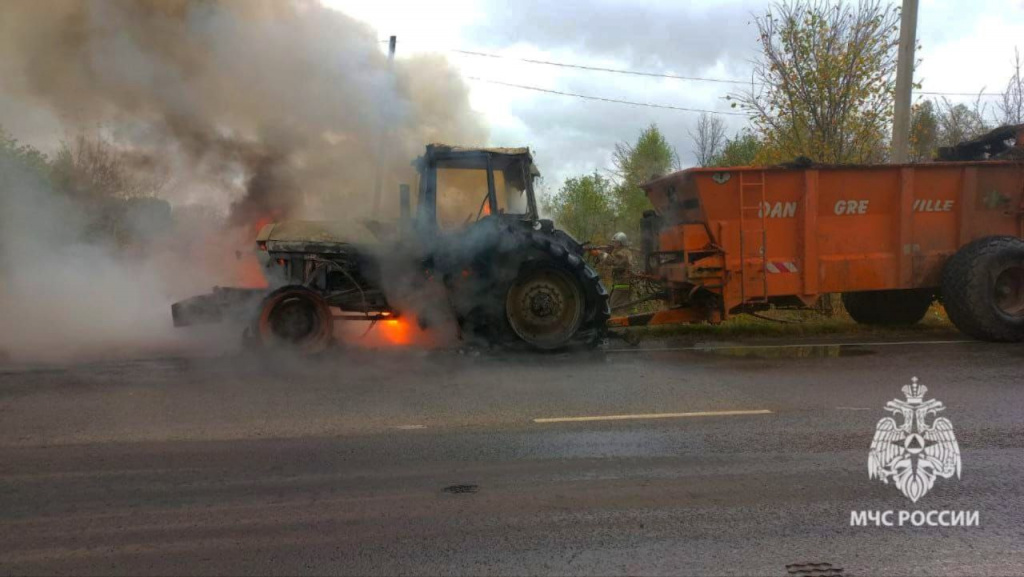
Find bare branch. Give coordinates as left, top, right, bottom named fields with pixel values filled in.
left=997, top=48, right=1024, bottom=125
left=687, top=113, right=727, bottom=167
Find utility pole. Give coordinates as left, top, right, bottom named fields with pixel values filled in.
left=372, top=35, right=397, bottom=217
left=891, top=0, right=918, bottom=163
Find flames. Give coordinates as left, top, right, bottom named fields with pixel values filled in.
left=336, top=315, right=439, bottom=349
left=233, top=215, right=441, bottom=349
left=378, top=318, right=412, bottom=345
left=237, top=257, right=268, bottom=289
left=234, top=214, right=277, bottom=289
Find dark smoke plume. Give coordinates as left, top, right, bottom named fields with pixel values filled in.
left=0, top=0, right=487, bottom=361
left=0, top=0, right=486, bottom=218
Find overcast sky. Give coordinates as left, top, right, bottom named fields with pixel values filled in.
left=325, top=0, right=1024, bottom=190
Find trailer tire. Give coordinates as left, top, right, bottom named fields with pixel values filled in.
left=255, top=285, right=334, bottom=353
left=841, top=289, right=933, bottom=326
left=941, top=235, right=1024, bottom=342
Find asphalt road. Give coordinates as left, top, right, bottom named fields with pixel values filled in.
left=1, top=334, right=1023, bottom=576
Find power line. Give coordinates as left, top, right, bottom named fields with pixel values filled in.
left=382, top=41, right=1003, bottom=98
left=466, top=77, right=746, bottom=116
left=451, top=48, right=1003, bottom=98
left=917, top=90, right=1000, bottom=97
left=453, top=49, right=749, bottom=85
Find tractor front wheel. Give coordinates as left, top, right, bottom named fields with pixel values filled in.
left=255, top=285, right=334, bottom=353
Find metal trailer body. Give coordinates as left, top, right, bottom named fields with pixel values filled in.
left=615, top=158, right=1024, bottom=339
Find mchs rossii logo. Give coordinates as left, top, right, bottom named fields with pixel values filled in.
left=851, top=377, right=978, bottom=527
left=868, top=376, right=961, bottom=502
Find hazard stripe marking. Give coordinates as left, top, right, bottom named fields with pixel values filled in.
left=765, top=261, right=798, bottom=273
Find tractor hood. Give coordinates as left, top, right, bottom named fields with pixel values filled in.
left=256, top=220, right=377, bottom=253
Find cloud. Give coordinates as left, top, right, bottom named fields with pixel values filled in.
left=481, top=67, right=750, bottom=188
left=468, top=0, right=761, bottom=75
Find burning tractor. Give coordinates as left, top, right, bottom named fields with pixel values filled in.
left=172, top=145, right=610, bottom=351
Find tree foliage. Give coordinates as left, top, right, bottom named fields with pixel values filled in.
left=711, top=131, right=765, bottom=167
left=543, top=124, right=677, bottom=244
left=611, top=124, right=677, bottom=238
left=51, top=134, right=162, bottom=201
left=0, top=126, right=170, bottom=249
left=935, top=97, right=989, bottom=148
left=688, top=112, right=726, bottom=167
left=909, top=53, right=1023, bottom=161
left=731, top=0, right=900, bottom=164
left=541, top=172, right=615, bottom=243
left=908, top=100, right=939, bottom=162
left=0, top=126, right=51, bottom=184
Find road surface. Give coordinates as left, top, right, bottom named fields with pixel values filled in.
left=1, top=334, right=1023, bottom=575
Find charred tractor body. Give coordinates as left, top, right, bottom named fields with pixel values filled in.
left=172, top=145, right=609, bottom=351
left=621, top=126, right=1024, bottom=342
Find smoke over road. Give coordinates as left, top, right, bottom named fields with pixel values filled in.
left=0, top=0, right=486, bottom=361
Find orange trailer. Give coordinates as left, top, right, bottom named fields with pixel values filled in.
left=611, top=152, right=1024, bottom=342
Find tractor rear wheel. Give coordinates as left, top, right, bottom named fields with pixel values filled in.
left=255, top=285, right=334, bottom=353
left=461, top=228, right=609, bottom=350
left=841, top=289, right=933, bottom=326
left=505, top=261, right=585, bottom=350
left=941, top=235, right=1024, bottom=342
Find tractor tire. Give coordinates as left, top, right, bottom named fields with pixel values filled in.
left=841, top=289, right=933, bottom=326
left=254, top=285, right=334, bottom=353
left=480, top=230, right=609, bottom=350
left=941, top=235, right=1024, bottom=342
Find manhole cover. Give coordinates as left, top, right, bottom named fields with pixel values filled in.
left=442, top=484, right=479, bottom=494
left=786, top=562, right=844, bottom=576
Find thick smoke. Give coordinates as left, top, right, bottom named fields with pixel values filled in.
left=0, top=0, right=486, bottom=361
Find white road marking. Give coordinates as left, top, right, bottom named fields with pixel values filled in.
left=836, top=407, right=873, bottom=411
left=605, top=339, right=973, bottom=353
left=393, top=425, right=427, bottom=430
left=533, top=409, right=773, bottom=424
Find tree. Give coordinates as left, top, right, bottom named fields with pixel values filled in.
left=0, top=126, right=51, bottom=183
left=711, top=131, right=764, bottom=166
left=935, top=97, right=989, bottom=147
left=908, top=100, right=939, bottom=162
left=611, top=124, right=678, bottom=238
left=688, top=112, right=726, bottom=167
left=731, top=0, right=900, bottom=164
left=541, top=172, right=615, bottom=243
left=997, top=48, right=1024, bottom=126
left=51, top=133, right=162, bottom=201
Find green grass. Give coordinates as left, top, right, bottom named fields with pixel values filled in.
left=622, top=304, right=958, bottom=342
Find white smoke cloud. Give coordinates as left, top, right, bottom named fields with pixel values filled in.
left=0, top=0, right=487, bottom=361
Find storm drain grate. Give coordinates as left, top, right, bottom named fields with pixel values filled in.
left=442, top=484, right=479, bottom=494
left=786, top=562, right=844, bottom=576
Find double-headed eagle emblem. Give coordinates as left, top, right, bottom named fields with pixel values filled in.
left=868, top=377, right=961, bottom=502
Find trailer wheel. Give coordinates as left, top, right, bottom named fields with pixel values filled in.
left=942, top=235, right=1024, bottom=342
left=841, top=289, right=933, bottom=325
left=256, top=286, right=334, bottom=353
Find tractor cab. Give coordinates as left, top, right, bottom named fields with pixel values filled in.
left=412, top=145, right=540, bottom=232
